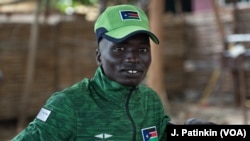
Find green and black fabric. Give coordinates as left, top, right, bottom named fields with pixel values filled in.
left=12, top=67, right=171, bottom=141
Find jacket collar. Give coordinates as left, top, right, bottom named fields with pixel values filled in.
left=90, top=67, right=137, bottom=104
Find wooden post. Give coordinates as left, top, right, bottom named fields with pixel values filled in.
left=210, top=0, right=228, bottom=105
left=17, top=0, right=41, bottom=132
left=211, top=0, right=225, bottom=41
left=147, top=0, right=170, bottom=112
left=232, top=0, right=240, bottom=33
left=99, top=0, right=107, bottom=14
left=238, top=55, right=248, bottom=124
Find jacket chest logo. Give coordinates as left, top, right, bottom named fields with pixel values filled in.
left=141, top=126, right=159, bottom=141
left=95, top=133, right=113, bottom=141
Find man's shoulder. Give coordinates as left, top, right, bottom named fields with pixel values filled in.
left=48, top=78, right=91, bottom=103
left=137, top=84, right=157, bottom=94
left=137, top=84, right=160, bottom=99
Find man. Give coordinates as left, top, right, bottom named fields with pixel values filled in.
left=12, top=4, right=171, bottom=141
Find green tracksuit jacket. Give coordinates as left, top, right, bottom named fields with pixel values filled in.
left=12, top=67, right=170, bottom=141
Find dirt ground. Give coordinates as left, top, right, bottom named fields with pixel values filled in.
left=169, top=102, right=250, bottom=125
left=0, top=102, right=249, bottom=141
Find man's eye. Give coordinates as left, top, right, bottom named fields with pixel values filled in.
left=139, top=48, right=149, bottom=52
left=114, top=47, right=125, bottom=51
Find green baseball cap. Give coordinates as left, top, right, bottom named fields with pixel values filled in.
left=94, top=4, right=159, bottom=44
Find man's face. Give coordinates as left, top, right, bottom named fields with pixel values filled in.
left=96, top=33, right=151, bottom=87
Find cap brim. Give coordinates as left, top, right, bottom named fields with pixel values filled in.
left=103, top=26, right=159, bottom=44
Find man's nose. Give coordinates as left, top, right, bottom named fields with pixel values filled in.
left=125, top=51, right=139, bottom=63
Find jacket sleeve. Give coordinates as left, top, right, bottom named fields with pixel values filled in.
left=159, top=107, right=171, bottom=141
left=11, top=92, right=76, bottom=141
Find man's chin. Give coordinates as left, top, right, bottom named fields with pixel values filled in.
left=118, top=79, right=141, bottom=87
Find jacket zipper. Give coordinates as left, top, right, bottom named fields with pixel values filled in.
left=125, top=87, right=136, bottom=141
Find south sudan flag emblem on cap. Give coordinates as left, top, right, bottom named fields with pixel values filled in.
left=141, top=126, right=159, bottom=141
left=120, top=10, right=140, bottom=20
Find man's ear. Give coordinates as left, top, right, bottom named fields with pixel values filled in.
left=96, top=48, right=101, bottom=66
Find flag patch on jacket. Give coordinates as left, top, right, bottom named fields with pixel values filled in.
left=120, top=11, right=140, bottom=20
left=141, top=126, right=158, bottom=141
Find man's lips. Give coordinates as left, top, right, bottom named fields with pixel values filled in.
left=121, top=68, right=144, bottom=77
